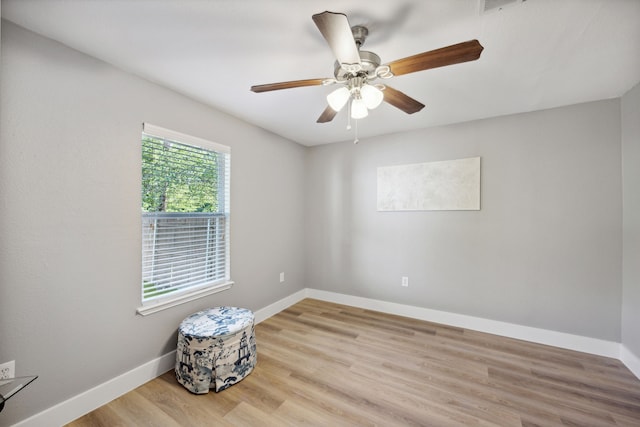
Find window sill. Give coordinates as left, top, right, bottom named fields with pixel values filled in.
left=136, top=281, right=234, bottom=316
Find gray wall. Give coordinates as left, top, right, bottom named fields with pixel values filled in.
left=0, top=21, right=306, bottom=426
left=622, top=82, right=640, bottom=358
left=306, top=99, right=623, bottom=341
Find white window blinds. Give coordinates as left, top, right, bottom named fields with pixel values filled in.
left=140, top=123, right=231, bottom=308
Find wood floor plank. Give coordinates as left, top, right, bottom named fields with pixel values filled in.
left=134, top=375, right=229, bottom=424
left=252, top=354, right=386, bottom=425
left=66, top=298, right=640, bottom=426
left=271, top=399, right=354, bottom=426
left=319, top=363, right=512, bottom=427
left=349, top=362, right=522, bottom=426
left=222, top=401, right=280, bottom=426
left=66, top=404, right=128, bottom=427
left=105, top=390, right=183, bottom=427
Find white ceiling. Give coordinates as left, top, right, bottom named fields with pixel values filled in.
left=2, top=0, right=639, bottom=146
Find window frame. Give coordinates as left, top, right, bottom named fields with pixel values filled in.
left=137, top=123, right=232, bottom=316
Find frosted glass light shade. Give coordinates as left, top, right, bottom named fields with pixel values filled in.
left=326, top=87, right=350, bottom=112
left=361, top=84, right=383, bottom=109
left=351, top=98, right=369, bottom=119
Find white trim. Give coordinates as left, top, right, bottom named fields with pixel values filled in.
left=621, top=345, right=640, bottom=379
left=14, top=288, right=636, bottom=427
left=306, top=289, right=621, bottom=359
left=13, top=352, right=176, bottom=427
left=136, top=281, right=234, bottom=316
left=142, top=122, right=230, bottom=154
left=253, top=289, right=308, bottom=324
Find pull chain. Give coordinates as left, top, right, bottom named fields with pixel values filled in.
left=345, top=99, right=359, bottom=144
left=353, top=119, right=359, bottom=144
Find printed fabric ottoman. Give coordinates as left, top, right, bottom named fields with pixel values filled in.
left=175, top=306, right=257, bottom=393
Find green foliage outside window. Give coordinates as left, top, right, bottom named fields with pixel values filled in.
left=141, top=136, right=219, bottom=213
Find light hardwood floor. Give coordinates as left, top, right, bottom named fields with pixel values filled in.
left=67, top=298, right=640, bottom=426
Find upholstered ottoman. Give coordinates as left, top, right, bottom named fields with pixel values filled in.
left=175, top=307, right=257, bottom=393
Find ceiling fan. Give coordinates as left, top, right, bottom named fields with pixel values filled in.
left=250, top=11, right=484, bottom=124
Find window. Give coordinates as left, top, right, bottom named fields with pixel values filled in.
left=138, top=123, right=231, bottom=315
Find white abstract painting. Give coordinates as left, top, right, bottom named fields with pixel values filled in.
left=377, top=157, right=481, bottom=211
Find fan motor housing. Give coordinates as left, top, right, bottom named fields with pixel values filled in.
left=334, top=51, right=381, bottom=81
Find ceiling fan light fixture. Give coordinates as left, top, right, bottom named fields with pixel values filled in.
left=251, top=11, right=485, bottom=130
left=360, top=84, right=384, bottom=110
left=327, top=86, right=350, bottom=112
left=351, top=98, right=369, bottom=119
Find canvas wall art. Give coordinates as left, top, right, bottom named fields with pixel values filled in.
left=377, top=157, right=481, bottom=211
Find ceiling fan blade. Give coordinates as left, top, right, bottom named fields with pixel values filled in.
left=383, top=86, right=425, bottom=114
left=387, top=39, right=484, bottom=76
left=317, top=105, right=338, bottom=123
left=312, top=11, right=361, bottom=67
left=251, top=78, right=326, bottom=93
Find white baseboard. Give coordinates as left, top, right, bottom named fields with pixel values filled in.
left=254, top=288, right=308, bottom=324
left=621, top=345, right=640, bottom=379
left=13, top=287, right=634, bottom=426
left=13, top=351, right=176, bottom=427
left=306, top=289, right=621, bottom=359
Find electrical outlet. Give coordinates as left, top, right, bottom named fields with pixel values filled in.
left=279, top=272, right=285, bottom=283
left=0, top=360, right=15, bottom=379
left=402, top=276, right=409, bottom=287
